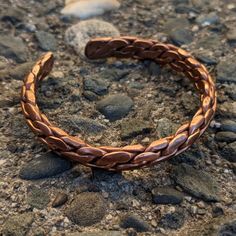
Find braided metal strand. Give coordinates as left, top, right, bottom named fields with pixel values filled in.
left=21, top=37, right=217, bottom=171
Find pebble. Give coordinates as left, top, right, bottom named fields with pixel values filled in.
left=215, top=131, right=236, bottom=143
left=62, top=115, right=106, bottom=134
left=217, top=56, right=236, bottom=83
left=67, top=231, right=122, bottom=236
left=83, top=77, right=109, bottom=95
left=35, top=31, right=57, bottom=51
left=1, top=7, right=24, bottom=24
left=66, top=192, right=106, bottom=226
left=120, top=214, right=152, bottom=232
left=196, top=12, right=220, bottom=26
left=61, top=0, right=120, bottom=19
left=151, top=186, right=184, bottom=205
left=96, top=94, right=133, bottom=121
left=0, top=61, right=34, bottom=80
left=219, top=220, right=236, bottom=235
left=52, top=192, right=68, bottom=208
left=27, top=186, right=50, bottom=210
left=172, top=164, right=220, bottom=202
left=2, top=213, right=34, bottom=236
left=170, top=28, right=193, bottom=46
left=159, top=211, right=185, bottom=230
left=226, top=28, right=236, bottom=45
left=120, top=119, right=152, bottom=139
left=0, top=35, right=29, bottom=62
left=65, top=19, right=120, bottom=58
left=219, top=142, right=236, bottom=162
left=19, top=152, right=72, bottom=180
left=220, top=120, right=236, bottom=133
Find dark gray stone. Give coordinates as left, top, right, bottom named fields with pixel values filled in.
left=227, top=28, right=236, bottom=45
left=220, top=142, right=236, bottom=162
left=0, top=35, right=29, bottom=62
left=217, top=57, right=236, bottom=83
left=83, top=77, right=109, bottom=95
left=221, top=120, right=236, bottom=133
left=172, top=164, right=220, bottom=201
left=19, top=152, right=72, bottom=180
left=67, top=231, right=122, bottom=236
left=2, top=213, right=34, bottom=236
left=196, top=51, right=217, bottom=66
left=170, top=28, right=193, bottom=46
left=1, top=8, right=24, bottom=24
left=120, top=214, right=152, bottom=232
left=121, top=119, right=152, bottom=139
left=152, top=186, right=184, bottom=205
left=215, top=131, right=236, bottom=143
left=218, top=220, right=236, bottom=236
left=52, top=192, right=68, bottom=208
left=96, top=94, right=134, bottom=121
left=83, top=91, right=99, bottom=101
left=159, top=211, right=185, bottom=230
left=66, top=192, right=106, bottom=226
left=35, top=31, right=57, bottom=51
left=62, top=115, right=106, bottom=134
left=27, top=186, right=50, bottom=209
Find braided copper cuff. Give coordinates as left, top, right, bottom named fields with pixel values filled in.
left=21, top=37, right=217, bottom=171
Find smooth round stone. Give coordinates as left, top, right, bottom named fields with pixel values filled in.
left=66, top=192, right=106, bottom=226
left=120, top=214, right=152, bottom=232
left=151, top=186, right=184, bottom=205
left=96, top=94, right=134, bottom=121
left=215, top=131, right=236, bottom=143
left=220, top=120, right=236, bottom=133
left=19, top=152, right=72, bottom=180
left=65, top=19, right=120, bottom=58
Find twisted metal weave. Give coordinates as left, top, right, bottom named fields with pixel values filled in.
left=21, top=36, right=217, bottom=171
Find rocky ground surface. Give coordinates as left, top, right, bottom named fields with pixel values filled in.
left=0, top=0, right=236, bottom=235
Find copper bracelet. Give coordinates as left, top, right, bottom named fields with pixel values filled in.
left=21, top=36, right=217, bottom=171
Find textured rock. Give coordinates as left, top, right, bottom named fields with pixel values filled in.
left=121, top=119, right=152, bottom=139
left=19, top=152, right=72, bottom=180
left=96, top=94, right=134, bottom=121
left=61, top=0, right=120, bottom=19
left=120, top=214, right=152, bottom=232
left=2, top=213, right=34, bottom=236
left=215, top=131, right=236, bottom=143
left=0, top=35, right=29, bottom=62
left=27, top=186, right=50, bottom=209
left=66, top=192, right=106, bottom=226
left=172, top=164, right=220, bottom=202
left=65, top=19, right=120, bottom=58
left=156, top=118, right=178, bottom=138
left=159, top=211, right=185, bottom=230
left=52, top=192, right=68, bottom=207
left=220, top=142, right=236, bottom=162
left=152, top=186, right=184, bottom=205
left=83, top=77, right=109, bottom=95
left=170, top=28, right=193, bottom=46
left=35, top=31, right=57, bottom=51
left=217, top=57, right=236, bottom=83
left=62, top=115, right=106, bottom=134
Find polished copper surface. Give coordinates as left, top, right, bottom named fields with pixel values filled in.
left=21, top=37, right=217, bottom=171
